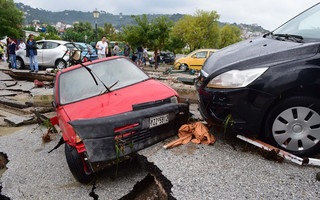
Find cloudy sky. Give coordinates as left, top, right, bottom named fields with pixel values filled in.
left=15, top=0, right=319, bottom=30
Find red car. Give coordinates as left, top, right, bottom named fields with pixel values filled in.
left=52, top=57, right=189, bottom=183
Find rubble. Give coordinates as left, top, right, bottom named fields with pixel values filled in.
left=0, top=97, right=30, bottom=109
left=0, top=72, right=13, bottom=81
left=4, top=115, right=35, bottom=126
left=0, top=90, right=18, bottom=97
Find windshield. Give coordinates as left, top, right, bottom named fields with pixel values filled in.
left=273, top=3, right=320, bottom=40
left=59, top=58, right=149, bottom=105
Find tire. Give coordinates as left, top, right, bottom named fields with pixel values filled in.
left=264, top=96, right=320, bottom=156
left=16, top=57, right=25, bottom=69
left=55, top=59, right=67, bottom=70
left=65, top=143, right=93, bottom=183
left=180, top=64, right=188, bottom=71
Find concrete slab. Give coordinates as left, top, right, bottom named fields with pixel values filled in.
left=0, top=97, right=29, bottom=109
left=30, top=88, right=53, bottom=97
left=4, top=81, right=17, bottom=87
left=0, top=90, right=18, bottom=97
left=0, top=72, right=13, bottom=81
left=1, top=81, right=34, bottom=92
left=4, top=115, right=34, bottom=126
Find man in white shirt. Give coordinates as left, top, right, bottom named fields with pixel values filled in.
left=96, top=36, right=108, bottom=59
left=18, top=40, right=26, bottom=51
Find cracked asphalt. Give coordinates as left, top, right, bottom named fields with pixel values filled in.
left=1, top=118, right=320, bottom=199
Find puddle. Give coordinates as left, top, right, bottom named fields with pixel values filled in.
left=0, top=127, right=24, bottom=137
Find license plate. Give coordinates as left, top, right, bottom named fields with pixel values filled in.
left=150, top=114, right=169, bottom=128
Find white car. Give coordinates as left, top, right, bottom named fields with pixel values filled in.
left=16, top=40, right=74, bottom=70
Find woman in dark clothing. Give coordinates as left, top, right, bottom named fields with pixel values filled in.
left=26, top=34, right=38, bottom=72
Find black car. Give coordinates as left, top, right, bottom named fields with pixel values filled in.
left=149, top=52, right=175, bottom=64
left=196, top=3, right=320, bottom=156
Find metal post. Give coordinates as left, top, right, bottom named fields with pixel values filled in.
left=95, top=20, right=98, bottom=54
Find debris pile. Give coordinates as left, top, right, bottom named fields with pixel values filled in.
left=0, top=71, right=55, bottom=128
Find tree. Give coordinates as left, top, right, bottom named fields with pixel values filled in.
left=172, top=10, right=220, bottom=51
left=164, top=33, right=186, bottom=55
left=219, top=25, right=242, bottom=48
left=0, top=0, right=24, bottom=38
left=123, top=15, right=173, bottom=68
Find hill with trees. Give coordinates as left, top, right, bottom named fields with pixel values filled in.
left=16, top=2, right=268, bottom=33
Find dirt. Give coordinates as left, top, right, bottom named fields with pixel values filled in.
left=121, top=174, right=168, bottom=200
left=0, top=152, right=8, bottom=178
left=0, top=127, right=24, bottom=137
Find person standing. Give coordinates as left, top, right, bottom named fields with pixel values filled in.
left=96, top=36, right=108, bottom=59
left=0, top=42, right=3, bottom=64
left=142, top=47, right=148, bottom=66
left=137, top=46, right=143, bottom=63
left=113, top=42, right=121, bottom=56
left=124, top=42, right=130, bottom=57
left=18, top=40, right=26, bottom=51
left=8, top=38, right=17, bottom=70
left=26, top=34, right=38, bottom=73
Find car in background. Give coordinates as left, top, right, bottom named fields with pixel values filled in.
left=149, top=52, right=175, bottom=65
left=52, top=57, right=189, bottom=183
left=174, top=49, right=218, bottom=71
left=74, top=42, right=98, bottom=61
left=15, top=40, right=74, bottom=70
left=196, top=3, right=320, bottom=156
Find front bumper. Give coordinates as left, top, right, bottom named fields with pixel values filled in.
left=196, top=83, right=275, bottom=135
left=69, top=103, right=189, bottom=164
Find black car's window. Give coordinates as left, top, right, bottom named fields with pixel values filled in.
left=36, top=42, right=44, bottom=49
left=44, top=42, right=60, bottom=49
left=273, top=3, right=320, bottom=40
left=59, top=58, right=149, bottom=105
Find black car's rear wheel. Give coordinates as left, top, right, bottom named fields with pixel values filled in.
left=264, top=96, right=320, bottom=156
left=65, top=143, right=93, bottom=183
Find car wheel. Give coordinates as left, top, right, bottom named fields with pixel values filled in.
left=180, top=64, right=188, bottom=71
left=55, top=59, right=67, bottom=70
left=264, top=96, right=320, bottom=156
left=16, top=57, right=25, bottom=69
left=65, top=143, right=93, bottom=183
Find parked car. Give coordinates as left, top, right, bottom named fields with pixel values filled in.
left=196, top=3, right=320, bottom=156
left=149, top=52, right=175, bottom=65
left=74, top=42, right=98, bottom=61
left=16, top=40, right=74, bottom=70
left=52, top=57, right=189, bottom=183
left=174, top=49, right=217, bottom=71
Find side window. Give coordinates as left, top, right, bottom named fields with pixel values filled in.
left=36, top=42, right=44, bottom=49
left=195, top=51, right=208, bottom=58
left=209, top=51, right=215, bottom=56
left=44, top=42, right=60, bottom=49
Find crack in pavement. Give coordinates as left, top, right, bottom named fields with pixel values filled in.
left=119, top=154, right=175, bottom=200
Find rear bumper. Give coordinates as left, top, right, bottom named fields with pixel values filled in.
left=69, top=103, right=189, bottom=164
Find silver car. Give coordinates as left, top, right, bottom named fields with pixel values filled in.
left=16, top=40, right=73, bottom=70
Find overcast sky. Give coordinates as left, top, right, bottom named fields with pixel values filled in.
left=15, top=0, right=320, bottom=30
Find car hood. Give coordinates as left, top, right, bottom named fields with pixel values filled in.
left=203, top=36, right=320, bottom=76
left=61, top=79, right=177, bottom=121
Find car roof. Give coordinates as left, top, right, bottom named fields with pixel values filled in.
left=37, top=40, right=71, bottom=45
left=193, top=49, right=218, bottom=52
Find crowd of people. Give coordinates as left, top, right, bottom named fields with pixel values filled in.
left=1, top=35, right=162, bottom=71
left=1, top=34, right=39, bottom=72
